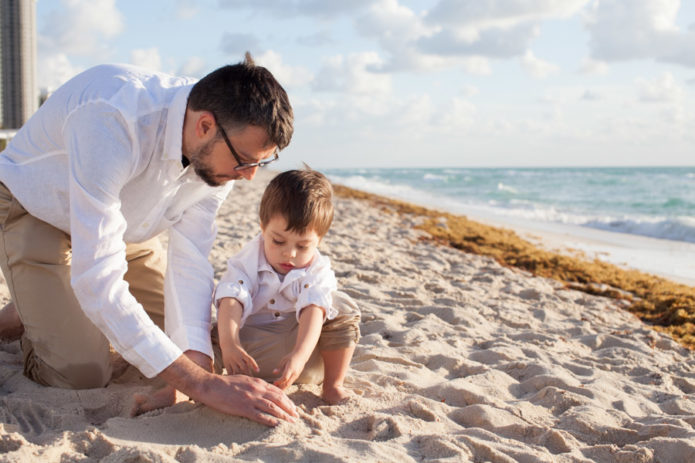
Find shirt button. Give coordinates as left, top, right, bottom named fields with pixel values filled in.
left=304, top=284, right=309, bottom=289
left=238, top=280, right=244, bottom=284
left=274, top=312, right=280, bottom=317
left=269, top=299, right=275, bottom=304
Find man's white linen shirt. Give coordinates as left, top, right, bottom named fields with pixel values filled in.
left=0, top=64, right=234, bottom=378
left=215, top=234, right=338, bottom=327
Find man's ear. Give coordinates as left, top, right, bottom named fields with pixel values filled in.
left=196, top=111, right=216, bottom=138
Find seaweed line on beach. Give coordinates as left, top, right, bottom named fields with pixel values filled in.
left=333, top=183, right=695, bottom=350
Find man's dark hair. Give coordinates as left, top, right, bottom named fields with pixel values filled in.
left=260, top=169, right=334, bottom=237
left=188, top=52, right=293, bottom=149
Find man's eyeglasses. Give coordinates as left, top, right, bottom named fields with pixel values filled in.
left=213, top=114, right=279, bottom=171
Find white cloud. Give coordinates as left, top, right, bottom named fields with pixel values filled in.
left=220, top=33, right=263, bottom=58
left=434, top=97, right=477, bottom=131
left=418, top=22, right=541, bottom=58
left=585, top=0, right=695, bottom=67
left=130, top=48, right=162, bottom=72
left=178, top=57, right=207, bottom=78
left=312, top=52, right=392, bottom=96
left=460, top=85, right=480, bottom=98
left=39, top=0, right=123, bottom=56
left=175, top=0, right=199, bottom=20
left=255, top=51, right=314, bottom=89
left=578, top=57, right=609, bottom=75
left=356, top=0, right=430, bottom=42
left=217, top=0, right=373, bottom=18
left=296, top=30, right=334, bottom=47
left=462, top=57, right=492, bottom=75
left=425, top=0, right=590, bottom=29
left=636, top=72, right=684, bottom=102
left=581, top=89, right=602, bottom=101
left=521, top=50, right=559, bottom=78
left=37, top=53, right=82, bottom=92
left=418, top=0, right=588, bottom=58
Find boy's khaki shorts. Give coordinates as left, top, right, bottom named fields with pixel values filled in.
left=213, top=291, right=361, bottom=384
left=0, top=182, right=166, bottom=389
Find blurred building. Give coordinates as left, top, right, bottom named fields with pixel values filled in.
left=0, top=0, right=37, bottom=129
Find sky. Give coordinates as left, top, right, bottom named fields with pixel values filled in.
left=35, top=0, right=695, bottom=170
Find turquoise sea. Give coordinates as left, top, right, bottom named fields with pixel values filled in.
left=324, top=167, right=695, bottom=245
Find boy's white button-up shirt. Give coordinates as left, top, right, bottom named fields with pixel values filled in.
left=214, top=234, right=338, bottom=327
left=0, top=64, right=234, bottom=378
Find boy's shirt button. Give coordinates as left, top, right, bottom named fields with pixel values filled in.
left=238, top=280, right=244, bottom=284
left=269, top=298, right=275, bottom=304
left=304, top=284, right=309, bottom=288
left=274, top=312, right=280, bottom=317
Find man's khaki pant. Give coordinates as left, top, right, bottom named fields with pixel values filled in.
left=0, top=183, right=166, bottom=389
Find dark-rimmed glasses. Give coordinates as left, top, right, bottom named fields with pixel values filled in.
left=213, top=114, right=279, bottom=171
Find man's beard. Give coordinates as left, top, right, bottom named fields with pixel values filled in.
left=184, top=140, right=237, bottom=187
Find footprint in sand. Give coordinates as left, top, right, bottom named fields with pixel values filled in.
left=407, top=399, right=439, bottom=422
left=341, top=414, right=403, bottom=442
left=0, top=398, right=52, bottom=435
left=415, top=434, right=474, bottom=460
left=0, top=425, right=24, bottom=453
left=70, top=430, right=116, bottom=461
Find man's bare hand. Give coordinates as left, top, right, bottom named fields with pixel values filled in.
left=158, top=353, right=298, bottom=426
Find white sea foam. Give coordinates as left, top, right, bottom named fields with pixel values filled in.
left=329, top=173, right=695, bottom=244
left=496, top=182, right=518, bottom=194
left=585, top=216, right=695, bottom=244
left=423, top=173, right=447, bottom=182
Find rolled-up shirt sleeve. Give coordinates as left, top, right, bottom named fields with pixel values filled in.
left=295, top=255, right=338, bottom=322
left=215, top=257, right=255, bottom=326
left=165, top=185, right=231, bottom=359
left=66, top=102, right=182, bottom=378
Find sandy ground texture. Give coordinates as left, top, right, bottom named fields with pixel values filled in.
left=1, top=169, right=694, bottom=462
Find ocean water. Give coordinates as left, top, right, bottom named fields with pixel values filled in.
left=325, top=167, right=695, bottom=245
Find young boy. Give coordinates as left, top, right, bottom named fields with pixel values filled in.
left=214, top=169, right=360, bottom=404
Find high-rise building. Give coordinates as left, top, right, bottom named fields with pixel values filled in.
left=0, top=0, right=37, bottom=129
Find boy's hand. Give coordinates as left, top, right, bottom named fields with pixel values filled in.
left=273, top=352, right=308, bottom=390
left=223, top=342, right=260, bottom=376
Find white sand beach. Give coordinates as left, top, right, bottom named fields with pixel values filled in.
left=1, top=169, right=694, bottom=462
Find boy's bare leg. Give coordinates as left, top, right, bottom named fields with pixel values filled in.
left=320, top=344, right=356, bottom=404
left=0, top=302, right=24, bottom=342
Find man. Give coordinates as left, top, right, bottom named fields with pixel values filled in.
left=0, top=53, right=298, bottom=426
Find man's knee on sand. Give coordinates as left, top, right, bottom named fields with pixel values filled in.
left=24, top=356, right=112, bottom=389
left=21, top=336, right=112, bottom=389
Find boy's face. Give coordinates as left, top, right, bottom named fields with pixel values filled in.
left=261, top=215, right=321, bottom=275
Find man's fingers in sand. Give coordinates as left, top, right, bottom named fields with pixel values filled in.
left=229, top=375, right=298, bottom=418
left=254, top=398, right=296, bottom=425
left=261, top=381, right=299, bottom=419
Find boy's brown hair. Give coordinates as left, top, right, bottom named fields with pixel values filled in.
left=260, top=169, right=334, bottom=237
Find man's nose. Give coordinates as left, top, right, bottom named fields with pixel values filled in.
left=240, top=166, right=259, bottom=181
